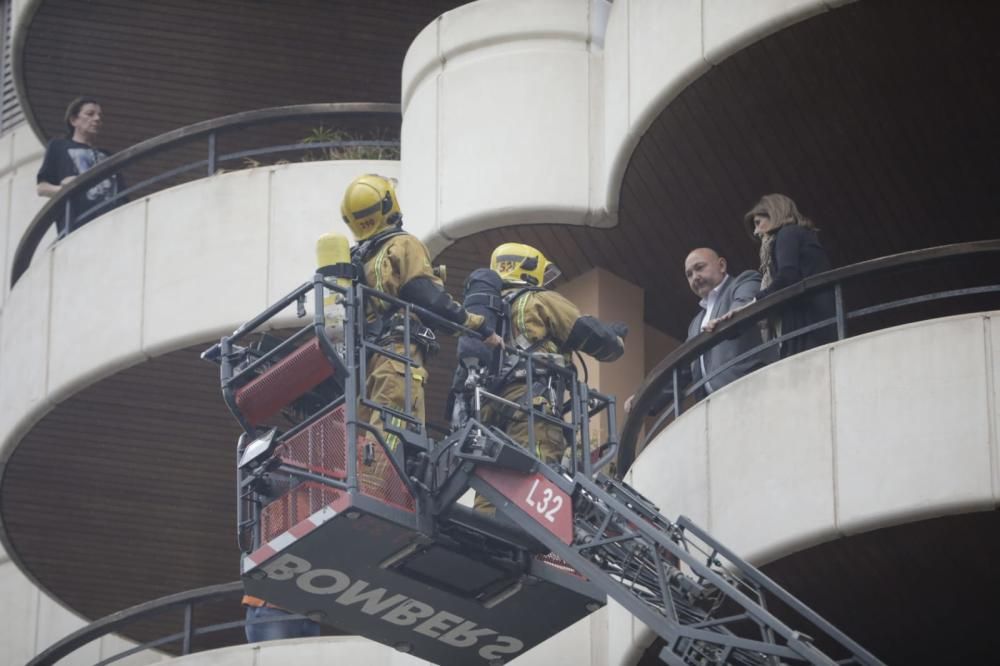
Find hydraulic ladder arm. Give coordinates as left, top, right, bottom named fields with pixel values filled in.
left=455, top=428, right=884, bottom=666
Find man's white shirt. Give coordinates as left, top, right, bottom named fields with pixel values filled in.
left=697, top=274, right=729, bottom=393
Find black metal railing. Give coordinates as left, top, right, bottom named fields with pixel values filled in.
left=26, top=581, right=256, bottom=666
left=11, top=102, right=400, bottom=287
left=618, top=239, right=1000, bottom=474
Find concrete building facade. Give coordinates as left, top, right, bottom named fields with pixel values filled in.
left=1, top=0, right=998, bottom=664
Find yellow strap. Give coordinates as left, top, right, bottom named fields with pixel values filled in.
left=373, top=243, right=391, bottom=294
left=515, top=292, right=530, bottom=340
left=386, top=415, right=403, bottom=451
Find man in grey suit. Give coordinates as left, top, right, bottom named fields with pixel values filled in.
left=626, top=247, right=772, bottom=413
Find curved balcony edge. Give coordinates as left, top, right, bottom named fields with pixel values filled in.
left=619, top=238, right=1000, bottom=473
left=0, top=159, right=401, bottom=462
left=401, top=0, right=610, bottom=115
left=25, top=577, right=646, bottom=666
left=9, top=103, right=401, bottom=288
left=398, top=0, right=866, bottom=261
left=399, top=0, right=614, bottom=251
left=600, top=0, right=853, bottom=221
left=627, top=308, right=1000, bottom=566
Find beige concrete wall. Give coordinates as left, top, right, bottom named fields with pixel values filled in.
left=0, top=124, right=45, bottom=305
left=558, top=268, right=646, bottom=442
left=643, top=324, right=680, bottom=376
left=0, top=544, right=163, bottom=666
left=401, top=0, right=858, bottom=253
left=629, top=310, right=1000, bottom=566
left=400, top=0, right=614, bottom=258
left=601, top=0, right=855, bottom=215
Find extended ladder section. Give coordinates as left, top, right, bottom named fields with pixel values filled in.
left=464, top=438, right=880, bottom=666
left=206, top=271, right=884, bottom=666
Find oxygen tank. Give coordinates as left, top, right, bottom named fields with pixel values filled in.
left=316, top=233, right=352, bottom=343
left=445, top=268, right=506, bottom=426
left=457, top=268, right=505, bottom=371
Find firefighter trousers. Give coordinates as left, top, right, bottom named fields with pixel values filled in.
left=357, top=342, right=427, bottom=493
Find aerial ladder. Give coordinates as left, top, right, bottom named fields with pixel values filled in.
left=203, top=256, right=884, bottom=666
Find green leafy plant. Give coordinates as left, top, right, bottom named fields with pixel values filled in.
left=300, top=125, right=400, bottom=161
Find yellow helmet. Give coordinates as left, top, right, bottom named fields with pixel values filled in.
left=490, top=242, right=561, bottom=286
left=340, top=174, right=402, bottom=240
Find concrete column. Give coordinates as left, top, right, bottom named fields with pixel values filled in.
left=401, top=0, right=614, bottom=257
left=557, top=268, right=645, bottom=442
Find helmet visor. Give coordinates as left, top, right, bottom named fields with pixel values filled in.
left=542, top=262, right=562, bottom=286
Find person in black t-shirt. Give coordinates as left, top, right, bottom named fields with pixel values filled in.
left=37, top=96, right=124, bottom=235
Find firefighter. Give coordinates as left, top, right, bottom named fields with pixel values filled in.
left=474, top=242, right=627, bottom=513
left=340, top=174, right=501, bottom=469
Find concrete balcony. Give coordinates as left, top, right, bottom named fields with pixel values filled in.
left=626, top=310, right=1000, bottom=663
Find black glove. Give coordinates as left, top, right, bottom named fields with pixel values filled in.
left=609, top=321, right=629, bottom=340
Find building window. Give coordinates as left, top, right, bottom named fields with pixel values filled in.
left=1, top=0, right=25, bottom=134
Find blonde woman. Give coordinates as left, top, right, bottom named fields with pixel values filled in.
left=743, top=194, right=835, bottom=357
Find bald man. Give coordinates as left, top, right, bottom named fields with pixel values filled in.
left=627, top=248, right=773, bottom=413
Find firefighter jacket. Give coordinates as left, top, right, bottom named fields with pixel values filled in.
left=360, top=231, right=486, bottom=333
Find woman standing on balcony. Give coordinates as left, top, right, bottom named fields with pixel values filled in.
left=745, top=193, right=836, bottom=358
left=36, top=96, right=123, bottom=235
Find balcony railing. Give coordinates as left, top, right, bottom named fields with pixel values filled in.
left=28, top=581, right=248, bottom=665
left=619, top=238, right=1000, bottom=474
left=11, top=102, right=400, bottom=287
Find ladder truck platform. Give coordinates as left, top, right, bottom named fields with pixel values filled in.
left=204, top=270, right=884, bottom=666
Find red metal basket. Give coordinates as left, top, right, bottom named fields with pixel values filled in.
left=357, top=438, right=415, bottom=513
left=260, top=481, right=343, bottom=543
left=274, top=405, right=348, bottom=479
left=234, top=337, right=335, bottom=426
left=270, top=404, right=415, bottom=514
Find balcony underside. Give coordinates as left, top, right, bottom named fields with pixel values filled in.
left=613, top=0, right=1000, bottom=339
left=18, top=0, right=472, bottom=150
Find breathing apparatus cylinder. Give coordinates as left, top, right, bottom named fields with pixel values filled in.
left=457, top=268, right=505, bottom=372
left=445, top=268, right=506, bottom=426
left=316, top=233, right=352, bottom=343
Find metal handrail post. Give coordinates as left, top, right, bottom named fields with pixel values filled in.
left=181, top=604, right=194, bottom=654
left=834, top=282, right=846, bottom=340
left=207, top=131, right=217, bottom=176
left=63, top=199, right=73, bottom=236
left=671, top=367, right=681, bottom=419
